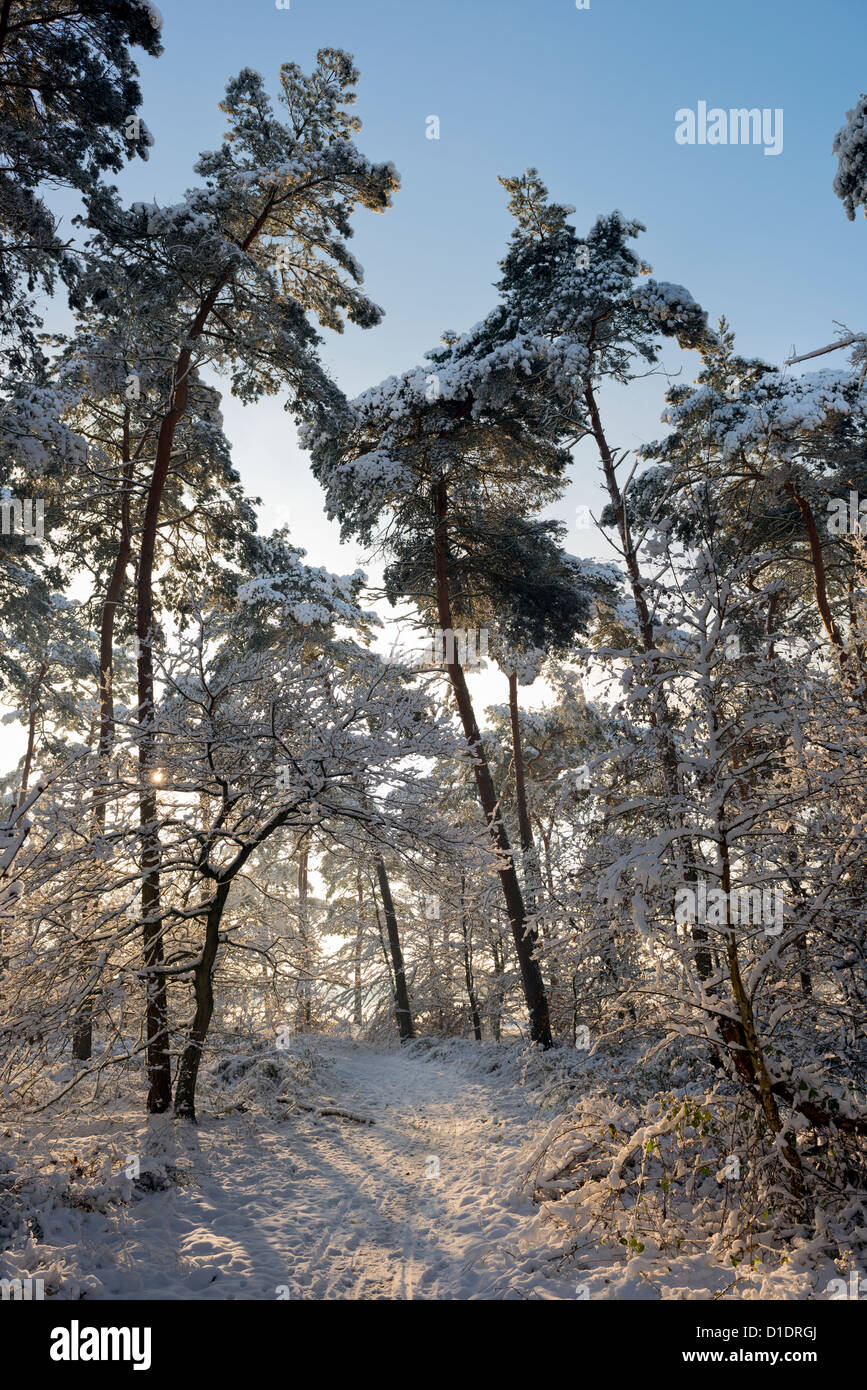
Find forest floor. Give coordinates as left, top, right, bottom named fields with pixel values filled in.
left=2, top=1040, right=579, bottom=1300
left=0, top=1037, right=841, bottom=1300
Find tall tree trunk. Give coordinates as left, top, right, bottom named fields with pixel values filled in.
left=136, top=201, right=275, bottom=1113
left=784, top=481, right=848, bottom=657
left=507, top=671, right=542, bottom=912
left=3, top=672, right=43, bottom=990
left=74, top=446, right=136, bottom=1063
left=433, top=478, right=552, bottom=1046
left=460, top=874, right=482, bottom=1041
left=16, top=667, right=44, bottom=807
left=354, top=869, right=364, bottom=1027
left=296, top=840, right=312, bottom=1031
left=584, top=382, right=712, bottom=982
left=372, top=892, right=395, bottom=1000
left=489, top=924, right=504, bottom=1041
left=718, top=835, right=806, bottom=1204
left=137, top=381, right=192, bottom=1112
left=509, top=672, right=567, bottom=1030
left=374, top=857, right=414, bottom=1041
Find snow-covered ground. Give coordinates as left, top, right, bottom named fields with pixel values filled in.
left=0, top=1038, right=849, bottom=1300
left=2, top=1041, right=572, bottom=1300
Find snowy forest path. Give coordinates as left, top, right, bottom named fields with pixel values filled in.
left=232, top=1042, right=544, bottom=1300
left=116, top=1041, right=558, bottom=1300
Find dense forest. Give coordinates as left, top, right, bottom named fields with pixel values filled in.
left=0, top=0, right=865, bottom=1308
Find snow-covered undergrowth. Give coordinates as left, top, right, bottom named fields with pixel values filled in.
left=203, top=1036, right=336, bottom=1118
left=405, top=1036, right=867, bottom=1298
left=0, top=1037, right=336, bottom=1299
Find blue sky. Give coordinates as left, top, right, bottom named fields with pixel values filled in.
left=102, top=0, right=867, bottom=574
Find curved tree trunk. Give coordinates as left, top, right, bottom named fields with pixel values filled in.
left=717, top=834, right=806, bottom=1205
left=136, top=198, right=277, bottom=1114
left=174, top=882, right=231, bottom=1122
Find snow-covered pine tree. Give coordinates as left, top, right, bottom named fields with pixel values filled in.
left=631, top=323, right=867, bottom=688
left=0, top=0, right=160, bottom=372
left=77, top=52, right=398, bottom=1109
left=834, top=93, right=867, bottom=222
left=307, top=326, right=587, bottom=1046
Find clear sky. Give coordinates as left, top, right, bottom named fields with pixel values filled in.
left=3, top=0, right=867, bottom=771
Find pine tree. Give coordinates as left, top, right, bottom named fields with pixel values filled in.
left=0, top=0, right=161, bottom=371
left=833, top=93, right=867, bottom=221
left=307, top=325, right=585, bottom=1046
left=79, top=52, right=398, bottom=1109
